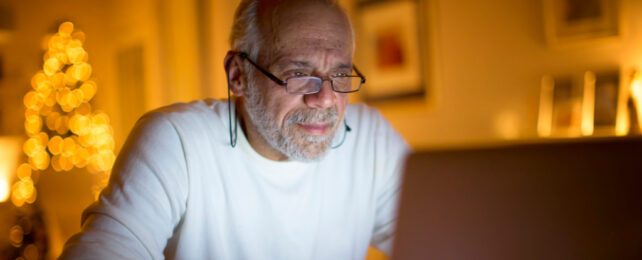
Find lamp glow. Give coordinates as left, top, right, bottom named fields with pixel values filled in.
left=0, top=178, right=9, bottom=202
left=631, top=72, right=642, bottom=132
left=581, top=72, right=596, bottom=136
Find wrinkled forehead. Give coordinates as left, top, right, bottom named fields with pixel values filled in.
left=256, top=0, right=354, bottom=61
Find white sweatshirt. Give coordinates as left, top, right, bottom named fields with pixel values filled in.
left=60, top=99, right=409, bottom=260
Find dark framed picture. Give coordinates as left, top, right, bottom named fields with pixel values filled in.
left=538, top=75, right=583, bottom=137
left=356, top=0, right=424, bottom=101
left=582, top=70, right=628, bottom=136
left=542, top=0, right=621, bottom=45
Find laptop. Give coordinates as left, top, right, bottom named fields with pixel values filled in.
left=392, top=137, right=642, bottom=259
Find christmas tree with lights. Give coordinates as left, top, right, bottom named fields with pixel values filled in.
left=12, top=21, right=116, bottom=207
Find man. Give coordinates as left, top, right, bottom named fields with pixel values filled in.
left=61, top=0, right=409, bottom=259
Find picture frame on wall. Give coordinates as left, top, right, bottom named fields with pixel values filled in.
left=538, top=75, right=583, bottom=137
left=581, top=70, right=629, bottom=136
left=542, top=0, right=621, bottom=45
left=356, top=0, right=424, bottom=101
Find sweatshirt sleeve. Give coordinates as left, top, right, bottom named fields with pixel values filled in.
left=60, top=112, right=189, bottom=260
left=369, top=110, right=411, bottom=257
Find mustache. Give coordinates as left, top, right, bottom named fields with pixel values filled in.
left=286, top=107, right=339, bottom=126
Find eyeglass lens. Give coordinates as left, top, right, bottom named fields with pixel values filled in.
left=286, top=76, right=362, bottom=94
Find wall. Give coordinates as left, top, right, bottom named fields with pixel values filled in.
left=376, top=0, right=642, bottom=149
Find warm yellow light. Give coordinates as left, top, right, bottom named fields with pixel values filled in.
left=23, top=243, right=40, bottom=260
left=76, top=103, right=92, bottom=115
left=24, top=115, right=43, bottom=136
left=54, top=115, right=70, bottom=135
left=9, top=225, right=24, bottom=246
left=0, top=177, right=9, bottom=202
left=538, top=76, right=554, bottom=137
left=69, top=62, right=92, bottom=82
left=632, top=74, right=642, bottom=100
left=11, top=177, right=36, bottom=207
left=51, top=72, right=65, bottom=90
left=45, top=112, right=59, bottom=131
left=581, top=72, right=596, bottom=136
left=0, top=137, right=24, bottom=202
left=43, top=57, right=61, bottom=76
left=16, top=163, right=32, bottom=180
left=494, top=110, right=520, bottom=140
left=29, top=150, right=50, bottom=170
left=631, top=71, right=642, bottom=132
left=73, top=147, right=90, bottom=168
left=80, top=81, right=97, bottom=102
left=69, top=114, right=91, bottom=136
left=60, top=155, right=74, bottom=171
left=58, top=21, right=74, bottom=36
left=62, top=137, right=77, bottom=157
left=47, top=34, right=68, bottom=51
left=13, top=21, right=117, bottom=206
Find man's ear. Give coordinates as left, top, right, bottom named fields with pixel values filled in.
left=224, top=52, right=247, bottom=97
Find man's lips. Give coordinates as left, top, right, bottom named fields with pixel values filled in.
left=297, top=123, right=329, bottom=135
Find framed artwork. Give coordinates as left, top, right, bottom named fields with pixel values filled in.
left=581, top=70, right=629, bottom=136
left=357, top=0, right=424, bottom=101
left=538, top=75, right=583, bottom=137
left=542, top=0, right=621, bottom=45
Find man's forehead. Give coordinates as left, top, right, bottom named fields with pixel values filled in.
left=256, top=0, right=341, bottom=18
left=257, top=0, right=353, bottom=61
left=257, top=1, right=351, bottom=40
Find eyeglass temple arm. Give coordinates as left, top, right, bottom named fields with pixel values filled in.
left=232, top=52, right=287, bottom=86
left=352, top=65, right=366, bottom=83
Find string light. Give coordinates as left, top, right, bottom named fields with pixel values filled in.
left=11, top=21, right=116, bottom=207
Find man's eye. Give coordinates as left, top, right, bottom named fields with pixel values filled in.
left=334, top=72, right=349, bottom=77
left=284, top=71, right=308, bottom=77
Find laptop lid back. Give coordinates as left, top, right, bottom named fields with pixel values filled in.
left=393, top=138, right=642, bottom=259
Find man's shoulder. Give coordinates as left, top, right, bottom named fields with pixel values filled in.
left=345, top=102, right=389, bottom=129
left=346, top=103, right=382, bottom=120
left=140, top=99, right=226, bottom=126
left=344, top=102, right=409, bottom=150
left=149, top=98, right=227, bottom=118
left=131, top=99, right=229, bottom=141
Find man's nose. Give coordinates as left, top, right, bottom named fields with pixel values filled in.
left=304, top=80, right=336, bottom=109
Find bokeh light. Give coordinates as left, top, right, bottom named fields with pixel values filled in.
left=11, top=21, right=116, bottom=207
left=9, top=225, right=24, bottom=247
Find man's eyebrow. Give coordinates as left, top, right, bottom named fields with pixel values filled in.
left=274, top=60, right=312, bottom=69
left=336, top=63, right=351, bottom=70
left=273, top=60, right=352, bottom=71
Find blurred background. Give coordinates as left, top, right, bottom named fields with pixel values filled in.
left=0, top=0, right=641, bottom=259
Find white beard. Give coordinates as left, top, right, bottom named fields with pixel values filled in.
left=243, top=77, right=339, bottom=162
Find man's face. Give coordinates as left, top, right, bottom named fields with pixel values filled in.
left=243, top=2, right=353, bottom=161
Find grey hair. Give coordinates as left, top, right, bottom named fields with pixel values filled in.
left=229, top=0, right=262, bottom=61
left=229, top=0, right=354, bottom=62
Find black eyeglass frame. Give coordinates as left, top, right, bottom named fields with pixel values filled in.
left=234, top=52, right=366, bottom=94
